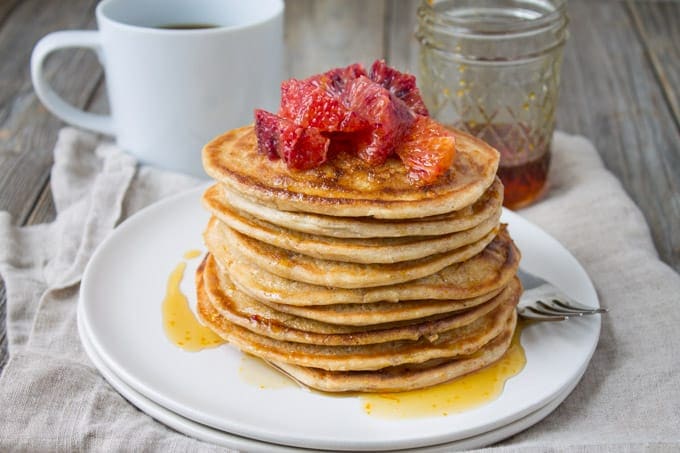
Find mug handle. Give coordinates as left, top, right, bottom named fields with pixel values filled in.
left=31, top=31, right=114, bottom=135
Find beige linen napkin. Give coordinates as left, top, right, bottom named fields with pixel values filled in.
left=0, top=128, right=678, bottom=451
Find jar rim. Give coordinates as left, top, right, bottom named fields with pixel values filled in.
left=418, top=0, right=567, bottom=37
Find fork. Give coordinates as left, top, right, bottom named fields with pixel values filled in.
left=517, top=269, right=607, bottom=322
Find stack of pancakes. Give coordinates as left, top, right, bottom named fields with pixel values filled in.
left=197, top=125, right=522, bottom=393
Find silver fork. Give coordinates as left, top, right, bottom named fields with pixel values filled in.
left=517, top=269, right=607, bottom=322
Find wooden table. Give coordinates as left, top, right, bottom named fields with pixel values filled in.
left=0, top=0, right=678, bottom=373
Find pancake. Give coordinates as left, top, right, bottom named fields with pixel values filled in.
left=271, top=311, right=517, bottom=393
left=217, top=225, right=520, bottom=305
left=202, top=126, right=499, bottom=219
left=206, top=218, right=498, bottom=289
left=212, top=178, right=503, bottom=238
left=202, top=253, right=519, bottom=345
left=258, top=286, right=505, bottom=326
left=197, top=68, right=524, bottom=394
left=203, top=187, right=501, bottom=263
left=198, top=272, right=517, bottom=371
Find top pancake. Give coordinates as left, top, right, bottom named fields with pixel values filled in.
left=203, top=125, right=500, bottom=219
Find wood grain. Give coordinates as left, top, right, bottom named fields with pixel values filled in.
left=86, top=76, right=110, bottom=117
left=0, top=0, right=102, bottom=226
left=557, top=1, right=680, bottom=270
left=385, top=0, right=419, bottom=73
left=0, top=0, right=47, bottom=376
left=284, top=0, right=386, bottom=78
left=0, top=0, right=20, bottom=26
left=628, top=1, right=680, bottom=131
left=22, top=75, right=109, bottom=228
left=25, top=181, right=56, bottom=226
left=0, top=282, right=5, bottom=371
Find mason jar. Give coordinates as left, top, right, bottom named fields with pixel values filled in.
left=417, top=0, right=568, bottom=209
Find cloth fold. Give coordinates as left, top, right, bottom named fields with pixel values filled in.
left=0, top=128, right=678, bottom=451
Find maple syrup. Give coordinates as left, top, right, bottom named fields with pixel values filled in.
left=160, top=252, right=526, bottom=416
left=465, top=123, right=551, bottom=210
left=161, top=257, right=224, bottom=351
left=417, top=0, right=567, bottom=209
left=498, top=151, right=551, bottom=210
left=183, top=249, right=202, bottom=259
left=233, top=323, right=526, bottom=419
left=361, top=324, right=526, bottom=418
left=238, top=354, right=296, bottom=390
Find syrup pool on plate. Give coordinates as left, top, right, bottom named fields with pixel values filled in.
left=361, top=324, right=526, bottom=419
left=183, top=249, right=202, bottom=259
left=161, top=251, right=224, bottom=351
left=161, top=247, right=527, bottom=418
left=235, top=324, right=527, bottom=419
left=238, top=354, right=297, bottom=390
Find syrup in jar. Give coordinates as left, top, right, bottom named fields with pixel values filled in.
left=467, top=122, right=551, bottom=209
left=498, top=151, right=551, bottom=210
left=417, top=0, right=568, bottom=209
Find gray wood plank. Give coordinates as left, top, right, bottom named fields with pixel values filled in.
left=283, top=0, right=386, bottom=78
left=628, top=1, right=680, bottom=131
left=0, top=0, right=102, bottom=226
left=557, top=1, right=680, bottom=271
left=0, top=0, right=20, bottom=26
left=23, top=77, right=109, bottom=228
left=86, top=75, right=110, bottom=117
left=0, top=282, right=6, bottom=371
left=385, top=0, right=419, bottom=73
left=25, top=180, right=56, bottom=226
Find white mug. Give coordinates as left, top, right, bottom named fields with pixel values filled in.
left=31, top=0, right=284, bottom=178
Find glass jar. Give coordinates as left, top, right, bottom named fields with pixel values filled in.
left=417, top=0, right=568, bottom=209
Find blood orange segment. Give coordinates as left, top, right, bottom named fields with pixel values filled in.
left=279, top=64, right=368, bottom=133
left=395, top=116, right=456, bottom=184
left=254, top=61, right=450, bottom=177
left=254, top=109, right=330, bottom=170
left=254, top=109, right=292, bottom=160
left=369, top=60, right=429, bottom=117
left=344, top=76, right=415, bottom=165
left=279, top=79, right=355, bottom=132
left=286, top=127, right=330, bottom=170
left=319, top=63, right=367, bottom=96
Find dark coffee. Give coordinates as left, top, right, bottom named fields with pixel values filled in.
left=156, top=23, right=218, bottom=30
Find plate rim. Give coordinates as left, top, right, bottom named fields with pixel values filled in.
left=77, top=305, right=587, bottom=452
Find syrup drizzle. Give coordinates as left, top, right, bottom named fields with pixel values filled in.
left=235, top=324, right=527, bottom=419
left=183, top=249, right=202, bottom=259
left=161, top=253, right=224, bottom=351
left=239, top=354, right=296, bottom=389
left=361, top=324, right=526, bottom=418
left=161, top=250, right=526, bottom=416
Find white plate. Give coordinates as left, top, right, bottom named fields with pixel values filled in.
left=77, top=308, right=586, bottom=452
left=79, top=186, right=601, bottom=451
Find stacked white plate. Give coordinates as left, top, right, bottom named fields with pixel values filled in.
left=78, top=186, right=601, bottom=452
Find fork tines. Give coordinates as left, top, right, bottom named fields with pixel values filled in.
left=519, top=299, right=608, bottom=322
